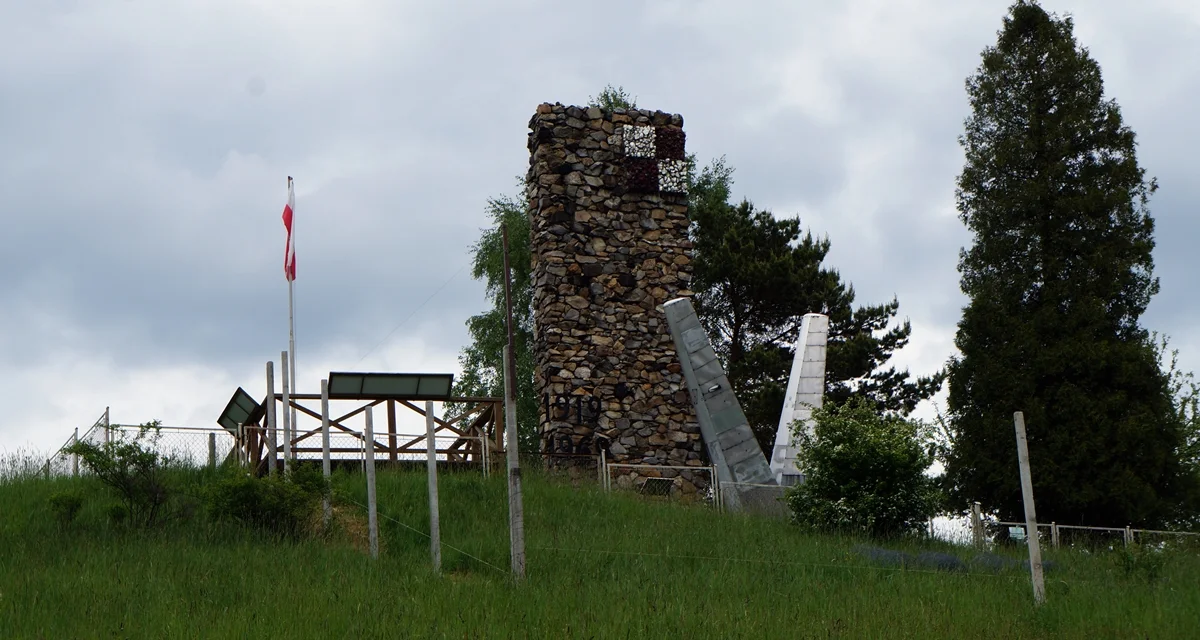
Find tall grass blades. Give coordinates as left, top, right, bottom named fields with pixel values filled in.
left=1, top=467, right=1198, bottom=638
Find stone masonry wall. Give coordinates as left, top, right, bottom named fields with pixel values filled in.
left=527, top=103, right=707, bottom=492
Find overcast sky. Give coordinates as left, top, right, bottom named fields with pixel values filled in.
left=3, top=0, right=1197, bottom=453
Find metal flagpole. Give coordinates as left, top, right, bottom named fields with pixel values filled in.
left=287, top=177, right=298, bottom=464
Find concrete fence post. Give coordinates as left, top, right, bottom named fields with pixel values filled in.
left=426, top=401, right=442, bottom=573
left=1013, top=411, right=1046, bottom=605
left=321, top=379, right=332, bottom=529
left=364, top=407, right=379, bottom=560
left=208, top=432, right=217, bottom=470
left=72, top=428, right=79, bottom=476
left=971, top=502, right=984, bottom=549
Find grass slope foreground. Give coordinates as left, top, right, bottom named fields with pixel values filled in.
left=1, top=467, right=1197, bottom=638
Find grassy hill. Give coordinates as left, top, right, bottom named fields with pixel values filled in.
left=1, top=466, right=1197, bottom=638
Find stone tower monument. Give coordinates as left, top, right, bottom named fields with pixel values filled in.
left=527, top=103, right=706, bottom=487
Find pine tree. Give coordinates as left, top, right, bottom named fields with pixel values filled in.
left=690, top=159, right=943, bottom=452
left=945, top=1, right=1196, bottom=527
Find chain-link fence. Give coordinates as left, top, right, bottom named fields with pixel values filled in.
left=603, top=461, right=717, bottom=506
left=976, top=518, right=1200, bottom=551
left=41, top=410, right=109, bottom=478
left=43, top=423, right=238, bottom=477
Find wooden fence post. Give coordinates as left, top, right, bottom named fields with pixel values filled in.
left=208, top=432, right=216, bottom=470
left=266, top=361, right=277, bottom=476
left=1014, top=411, right=1046, bottom=605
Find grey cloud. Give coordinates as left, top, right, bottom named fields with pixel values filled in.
left=2, top=0, right=1200, bottom=448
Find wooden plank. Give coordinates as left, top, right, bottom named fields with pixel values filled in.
left=398, top=400, right=468, bottom=436
left=388, top=399, right=398, bottom=462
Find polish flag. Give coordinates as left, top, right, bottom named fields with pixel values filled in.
left=282, top=177, right=296, bottom=281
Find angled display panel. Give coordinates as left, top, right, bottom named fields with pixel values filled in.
left=217, top=387, right=260, bottom=434
left=326, top=372, right=455, bottom=401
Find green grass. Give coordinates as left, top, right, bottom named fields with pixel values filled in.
left=2, top=466, right=1198, bottom=638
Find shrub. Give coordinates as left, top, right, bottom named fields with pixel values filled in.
left=1116, top=543, right=1170, bottom=583
left=787, top=397, right=939, bottom=538
left=48, top=491, right=84, bottom=528
left=64, top=421, right=176, bottom=529
left=105, top=503, right=130, bottom=526
left=205, top=466, right=326, bottom=538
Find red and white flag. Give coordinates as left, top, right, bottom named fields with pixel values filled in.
left=282, top=177, right=296, bottom=281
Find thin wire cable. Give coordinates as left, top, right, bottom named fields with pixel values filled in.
left=355, top=264, right=467, bottom=365
left=344, top=497, right=507, bottom=575
left=529, top=545, right=1039, bottom=580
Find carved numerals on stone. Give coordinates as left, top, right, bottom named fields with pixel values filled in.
left=543, top=393, right=603, bottom=425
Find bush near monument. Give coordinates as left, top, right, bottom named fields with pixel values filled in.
left=787, top=398, right=939, bottom=538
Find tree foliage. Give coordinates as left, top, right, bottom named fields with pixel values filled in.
left=689, top=158, right=944, bottom=452
left=786, top=398, right=939, bottom=538
left=588, top=84, right=637, bottom=110
left=944, top=1, right=1198, bottom=527
left=64, top=421, right=174, bottom=528
left=450, top=193, right=541, bottom=454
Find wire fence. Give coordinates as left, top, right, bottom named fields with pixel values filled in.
left=29, top=409, right=1199, bottom=551
left=237, top=425, right=493, bottom=476
left=41, top=422, right=238, bottom=477
left=42, top=410, right=110, bottom=478
left=971, top=513, right=1200, bottom=551
left=603, top=461, right=717, bottom=506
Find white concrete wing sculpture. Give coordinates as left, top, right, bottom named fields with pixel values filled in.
left=770, top=313, right=829, bottom=486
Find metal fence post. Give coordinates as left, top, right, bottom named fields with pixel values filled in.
left=104, top=406, right=111, bottom=445
left=711, top=465, right=721, bottom=512
left=281, top=350, right=292, bottom=475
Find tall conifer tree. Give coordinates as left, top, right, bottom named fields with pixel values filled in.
left=945, top=1, right=1194, bottom=526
